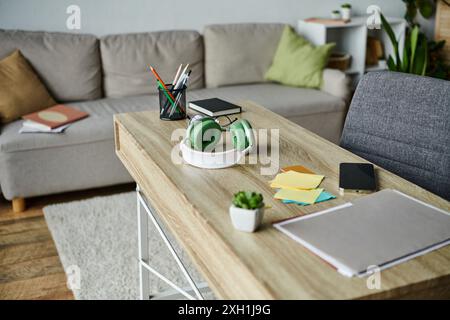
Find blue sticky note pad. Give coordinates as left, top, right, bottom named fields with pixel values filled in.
left=282, top=191, right=336, bottom=206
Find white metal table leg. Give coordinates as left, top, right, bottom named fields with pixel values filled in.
left=150, top=282, right=209, bottom=300
left=137, top=186, right=150, bottom=300
left=136, top=185, right=207, bottom=300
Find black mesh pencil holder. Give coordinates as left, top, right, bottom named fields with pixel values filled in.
left=159, top=84, right=187, bottom=121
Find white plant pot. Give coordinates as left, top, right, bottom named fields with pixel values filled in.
left=229, top=205, right=264, bottom=233
left=341, top=8, right=351, bottom=21
left=331, top=12, right=341, bottom=20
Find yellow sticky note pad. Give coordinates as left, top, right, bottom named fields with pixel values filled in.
left=274, top=188, right=323, bottom=204
left=270, top=171, right=324, bottom=190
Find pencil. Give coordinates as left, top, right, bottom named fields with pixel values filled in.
left=149, top=66, right=176, bottom=102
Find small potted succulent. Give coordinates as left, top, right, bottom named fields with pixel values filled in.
left=331, top=10, right=341, bottom=20
left=341, top=3, right=352, bottom=22
left=230, top=191, right=264, bottom=232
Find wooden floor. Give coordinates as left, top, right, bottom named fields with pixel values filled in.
left=0, top=184, right=134, bottom=300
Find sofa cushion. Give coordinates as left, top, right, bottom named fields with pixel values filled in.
left=100, top=31, right=204, bottom=98
left=204, top=23, right=285, bottom=88
left=265, top=26, right=335, bottom=89
left=0, top=50, right=56, bottom=123
left=189, top=84, right=346, bottom=118
left=0, top=29, right=102, bottom=102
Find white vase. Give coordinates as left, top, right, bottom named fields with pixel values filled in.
left=331, top=12, right=341, bottom=20
left=229, top=205, right=264, bottom=232
left=341, top=8, right=351, bottom=22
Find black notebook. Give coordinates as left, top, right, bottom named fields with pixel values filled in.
left=188, top=98, right=241, bottom=116
left=339, top=163, right=376, bottom=195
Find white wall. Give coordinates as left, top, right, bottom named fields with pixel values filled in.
left=0, top=0, right=410, bottom=36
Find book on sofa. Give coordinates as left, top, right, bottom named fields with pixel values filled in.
left=20, top=121, right=71, bottom=133
left=22, top=104, right=88, bottom=132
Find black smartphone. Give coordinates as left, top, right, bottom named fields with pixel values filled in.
left=339, top=163, right=376, bottom=195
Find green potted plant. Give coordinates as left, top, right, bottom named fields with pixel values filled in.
left=341, top=3, right=352, bottom=22
left=392, top=0, right=449, bottom=80
left=230, top=191, right=264, bottom=232
left=331, top=10, right=341, bottom=20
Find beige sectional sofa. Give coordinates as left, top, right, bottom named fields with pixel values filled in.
left=0, top=23, right=349, bottom=202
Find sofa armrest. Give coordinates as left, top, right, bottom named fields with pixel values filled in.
left=320, top=68, right=351, bottom=101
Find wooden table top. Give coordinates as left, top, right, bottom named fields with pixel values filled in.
left=114, top=101, right=450, bottom=299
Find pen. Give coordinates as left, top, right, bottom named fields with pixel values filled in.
left=170, top=70, right=189, bottom=111
left=172, top=64, right=183, bottom=85
left=169, top=70, right=191, bottom=117
left=163, top=64, right=185, bottom=113
left=174, top=64, right=189, bottom=90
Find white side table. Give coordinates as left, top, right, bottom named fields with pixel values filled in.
left=297, top=16, right=406, bottom=88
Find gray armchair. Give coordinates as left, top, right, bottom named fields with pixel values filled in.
left=340, top=71, right=450, bottom=200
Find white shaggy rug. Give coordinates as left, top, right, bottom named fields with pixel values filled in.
left=44, top=192, right=209, bottom=300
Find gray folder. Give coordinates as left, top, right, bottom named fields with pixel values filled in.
left=274, top=189, right=450, bottom=277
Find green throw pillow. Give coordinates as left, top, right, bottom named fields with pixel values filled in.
left=265, top=26, right=335, bottom=88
